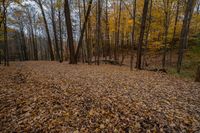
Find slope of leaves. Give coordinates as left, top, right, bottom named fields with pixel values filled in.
left=0, top=61, right=200, bottom=132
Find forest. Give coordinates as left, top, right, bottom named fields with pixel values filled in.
left=0, top=0, right=200, bottom=132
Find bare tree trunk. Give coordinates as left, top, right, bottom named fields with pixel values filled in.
left=79, top=0, right=84, bottom=63
left=75, top=0, right=93, bottom=62
left=120, top=20, right=125, bottom=66
left=162, top=0, right=171, bottom=69
left=195, top=65, right=200, bottom=82
left=64, top=0, right=76, bottom=64
left=87, top=16, right=92, bottom=64
left=33, top=15, right=39, bottom=60
left=170, top=0, right=180, bottom=65
left=96, top=0, right=101, bottom=65
left=114, top=0, right=122, bottom=62
left=105, top=0, right=111, bottom=60
left=37, top=0, right=54, bottom=61
left=130, top=0, right=137, bottom=71
left=0, top=51, right=1, bottom=64
left=143, top=0, right=152, bottom=68
left=20, top=23, right=28, bottom=61
left=136, top=0, right=149, bottom=69
left=51, top=0, right=60, bottom=61
left=3, top=0, right=9, bottom=66
left=82, top=0, right=91, bottom=64
left=177, top=0, right=197, bottom=73
left=58, top=9, right=63, bottom=62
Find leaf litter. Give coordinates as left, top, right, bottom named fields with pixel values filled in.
left=0, top=61, right=200, bottom=132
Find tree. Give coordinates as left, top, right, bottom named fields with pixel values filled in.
left=27, top=8, right=38, bottom=60
left=170, top=0, right=180, bottom=65
left=0, top=50, right=1, bottom=64
left=114, top=0, right=122, bottom=62
left=74, top=0, right=93, bottom=62
left=3, top=0, right=9, bottom=66
left=19, top=20, right=28, bottom=61
left=130, top=0, right=137, bottom=71
left=96, top=0, right=101, bottom=65
left=177, top=0, right=197, bottom=73
left=64, top=0, right=76, bottom=64
left=50, top=0, right=61, bottom=61
left=143, top=0, right=152, bottom=68
left=105, top=0, right=111, bottom=60
left=195, top=65, right=200, bottom=82
left=136, top=0, right=149, bottom=69
left=162, top=0, right=172, bottom=69
left=35, top=0, right=55, bottom=61
left=58, top=0, right=63, bottom=62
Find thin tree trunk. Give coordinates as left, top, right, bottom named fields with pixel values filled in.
left=114, top=0, right=122, bottom=62
left=87, top=15, right=92, bottom=64
left=30, top=22, right=37, bottom=61
left=195, top=65, right=200, bottom=82
left=51, top=0, right=60, bottom=61
left=177, top=0, right=197, bottom=73
left=58, top=9, right=63, bottom=62
left=37, top=0, right=54, bottom=61
left=79, top=0, right=83, bottom=63
left=170, top=0, right=180, bottom=65
left=0, top=51, right=1, bottom=64
left=120, top=18, right=125, bottom=66
left=3, top=0, right=9, bottom=66
left=20, top=23, right=28, bottom=61
left=105, top=0, right=111, bottom=60
left=143, top=0, right=152, bottom=68
left=96, top=0, right=101, bottom=65
left=136, top=0, right=149, bottom=69
left=82, top=0, right=91, bottom=64
left=75, top=0, right=93, bottom=61
left=162, top=0, right=170, bottom=69
left=130, top=0, right=137, bottom=71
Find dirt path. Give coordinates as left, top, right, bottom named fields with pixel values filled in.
left=0, top=62, right=200, bottom=132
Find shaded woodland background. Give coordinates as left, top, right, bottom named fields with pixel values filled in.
left=0, top=0, right=200, bottom=80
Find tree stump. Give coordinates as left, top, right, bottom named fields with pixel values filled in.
left=195, top=66, right=200, bottom=82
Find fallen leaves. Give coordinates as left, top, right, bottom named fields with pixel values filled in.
left=0, top=61, right=200, bottom=132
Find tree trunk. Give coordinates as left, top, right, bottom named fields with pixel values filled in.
left=27, top=11, right=38, bottom=60
left=64, top=0, right=76, bottom=64
left=143, top=0, right=152, bottom=68
left=177, top=0, right=197, bottom=73
left=87, top=15, right=92, bottom=64
left=58, top=9, right=63, bottom=62
left=195, top=65, right=200, bottom=82
left=130, top=0, right=137, bottom=71
left=51, top=0, right=60, bottom=61
left=82, top=0, right=91, bottom=64
left=20, top=23, right=28, bottom=61
left=170, top=0, right=180, bottom=65
left=0, top=51, right=2, bottom=64
left=96, top=0, right=101, bottom=65
left=136, top=0, right=149, bottom=69
left=75, top=0, right=93, bottom=62
left=37, top=0, right=54, bottom=61
left=162, top=0, right=171, bottom=69
left=105, top=0, right=111, bottom=60
left=114, top=0, right=122, bottom=62
left=3, top=0, right=9, bottom=66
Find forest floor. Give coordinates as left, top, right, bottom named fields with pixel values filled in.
left=0, top=61, right=200, bottom=132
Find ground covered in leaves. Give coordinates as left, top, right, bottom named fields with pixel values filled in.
left=0, top=61, right=200, bottom=132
